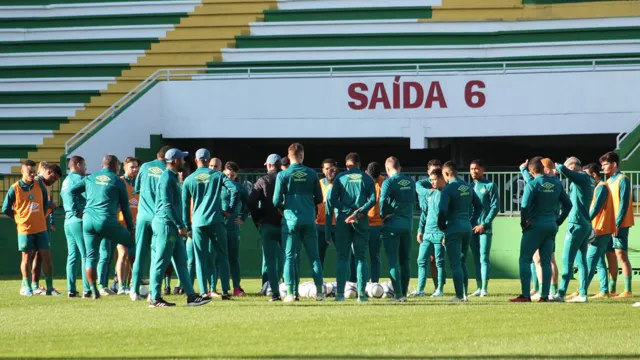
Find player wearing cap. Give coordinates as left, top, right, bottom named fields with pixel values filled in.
left=148, top=148, right=211, bottom=307
left=317, top=158, right=337, bottom=267
left=281, top=157, right=290, bottom=171
left=273, top=143, right=324, bottom=303
left=182, top=149, right=237, bottom=300
left=251, top=154, right=285, bottom=301
left=130, top=146, right=172, bottom=300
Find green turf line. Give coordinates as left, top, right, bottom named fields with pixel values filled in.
left=0, top=38, right=158, bottom=53
left=0, top=13, right=186, bottom=28
left=0, top=91, right=100, bottom=104
left=0, top=64, right=130, bottom=79
left=0, top=117, right=68, bottom=131
left=264, top=7, right=432, bottom=22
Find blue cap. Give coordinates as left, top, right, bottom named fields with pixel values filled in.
left=165, top=148, right=189, bottom=162
left=195, top=148, right=211, bottom=161
left=264, top=154, right=282, bottom=165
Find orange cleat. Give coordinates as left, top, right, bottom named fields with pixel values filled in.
left=615, top=291, right=633, bottom=299
left=589, top=292, right=610, bottom=299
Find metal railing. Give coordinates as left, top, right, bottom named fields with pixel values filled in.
left=64, top=58, right=640, bottom=158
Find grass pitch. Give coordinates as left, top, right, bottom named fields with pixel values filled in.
left=0, top=279, right=639, bottom=359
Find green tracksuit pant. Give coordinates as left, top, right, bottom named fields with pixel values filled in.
left=417, top=233, right=445, bottom=293
left=461, top=235, right=470, bottom=296
left=349, top=225, right=382, bottom=283
left=177, top=238, right=196, bottom=289
left=316, top=225, right=334, bottom=268
left=282, top=223, right=323, bottom=296
left=445, top=232, right=471, bottom=299
left=213, top=229, right=241, bottom=290
left=131, top=219, right=153, bottom=295
left=382, top=227, right=411, bottom=298
left=65, top=220, right=89, bottom=293
left=149, top=220, right=196, bottom=301
left=192, top=223, right=229, bottom=294
left=559, top=223, right=591, bottom=297
left=471, top=233, right=492, bottom=292
left=261, top=224, right=283, bottom=295
left=586, top=234, right=612, bottom=294
left=98, top=238, right=117, bottom=289
left=261, top=234, right=284, bottom=286
left=335, top=220, right=369, bottom=297
left=83, top=215, right=133, bottom=270
left=519, top=223, right=557, bottom=297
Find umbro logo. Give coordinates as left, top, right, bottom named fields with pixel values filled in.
left=293, top=171, right=307, bottom=182
left=149, top=167, right=163, bottom=177
left=541, top=182, right=554, bottom=190
left=458, top=185, right=469, bottom=192
left=96, top=175, right=110, bottom=182
left=398, top=180, right=411, bottom=187
left=347, top=174, right=362, bottom=180
left=29, top=202, right=40, bottom=213
left=130, top=198, right=138, bottom=207
left=195, top=173, right=210, bottom=184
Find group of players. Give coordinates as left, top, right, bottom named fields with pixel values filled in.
left=2, top=142, right=638, bottom=306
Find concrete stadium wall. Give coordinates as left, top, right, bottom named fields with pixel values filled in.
left=2, top=216, right=640, bottom=280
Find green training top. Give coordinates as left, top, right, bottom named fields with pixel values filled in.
left=223, top=179, right=249, bottom=231
left=60, top=171, right=85, bottom=222
left=520, top=174, right=572, bottom=227
left=438, top=178, right=482, bottom=235
left=273, top=162, right=323, bottom=226
left=379, top=173, right=416, bottom=230
left=418, top=188, right=443, bottom=237
left=327, top=167, right=376, bottom=224
left=70, top=168, right=133, bottom=231
left=182, top=166, right=238, bottom=229
left=134, top=159, right=166, bottom=222
left=472, top=178, right=500, bottom=230
left=154, top=168, right=184, bottom=229
left=556, top=164, right=595, bottom=226
left=415, top=178, right=433, bottom=211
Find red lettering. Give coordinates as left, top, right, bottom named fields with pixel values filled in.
left=402, top=82, right=424, bottom=109
left=424, top=81, right=447, bottom=109
left=392, top=76, right=401, bottom=109
left=465, top=80, right=486, bottom=108
left=369, top=82, right=391, bottom=110
left=348, top=83, right=368, bottom=110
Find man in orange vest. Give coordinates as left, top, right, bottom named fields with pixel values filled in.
left=317, top=158, right=337, bottom=267
left=113, top=157, right=140, bottom=295
left=366, top=162, right=384, bottom=283
left=600, top=151, right=634, bottom=299
left=582, top=163, right=616, bottom=298
left=3, top=160, right=61, bottom=296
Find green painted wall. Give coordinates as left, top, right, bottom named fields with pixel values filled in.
left=2, top=216, right=640, bottom=279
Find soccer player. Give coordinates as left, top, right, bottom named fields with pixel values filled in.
left=327, top=152, right=376, bottom=302
left=31, top=161, right=57, bottom=295
left=582, top=163, right=615, bottom=299
left=416, top=159, right=442, bottom=291
left=281, top=157, right=290, bottom=170
left=273, top=143, right=324, bottom=303
left=365, top=162, right=384, bottom=283
left=174, top=162, right=192, bottom=294
left=510, top=157, right=572, bottom=302
left=149, top=148, right=211, bottom=307
left=600, top=151, right=635, bottom=299
left=130, top=145, right=171, bottom=300
left=114, top=157, right=140, bottom=295
left=250, top=154, right=285, bottom=301
left=438, top=161, right=482, bottom=302
left=67, top=155, right=135, bottom=299
left=469, top=160, right=499, bottom=297
left=380, top=156, right=416, bottom=302
left=3, top=160, right=57, bottom=296
left=317, top=158, right=337, bottom=267
left=414, top=168, right=447, bottom=297
left=209, top=157, right=222, bottom=171
left=182, top=149, right=236, bottom=300
left=555, top=157, right=595, bottom=302
left=61, top=156, right=89, bottom=298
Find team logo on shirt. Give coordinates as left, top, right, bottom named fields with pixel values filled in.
left=398, top=179, right=412, bottom=190
left=480, top=187, right=486, bottom=194
left=293, top=171, right=307, bottom=182
left=458, top=185, right=470, bottom=196
left=195, top=173, right=210, bottom=184
left=541, top=182, right=555, bottom=193
left=347, top=173, right=362, bottom=183
left=148, top=167, right=163, bottom=178
left=96, top=175, right=111, bottom=186
left=129, top=197, right=138, bottom=208
left=28, top=202, right=40, bottom=213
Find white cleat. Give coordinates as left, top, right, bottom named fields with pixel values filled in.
left=316, top=294, right=325, bottom=302
left=99, top=288, right=115, bottom=296
left=531, top=292, right=541, bottom=301
left=469, top=289, right=482, bottom=297
left=388, top=297, right=402, bottom=303
left=632, top=302, right=640, bottom=307
left=548, top=294, right=564, bottom=302
left=130, top=292, right=140, bottom=301
left=449, top=296, right=466, bottom=303
left=567, top=295, right=587, bottom=303
left=480, top=290, right=489, bottom=297
left=283, top=294, right=295, bottom=303
left=431, top=290, right=444, bottom=297
left=117, top=289, right=127, bottom=295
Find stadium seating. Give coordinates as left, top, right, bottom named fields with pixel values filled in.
left=4, top=0, right=640, bottom=173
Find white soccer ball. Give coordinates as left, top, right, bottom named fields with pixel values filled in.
left=279, top=283, right=287, bottom=298
left=365, top=282, right=373, bottom=295
left=344, top=281, right=358, bottom=299
left=369, top=283, right=384, bottom=298
left=382, top=281, right=394, bottom=298
left=299, top=281, right=315, bottom=298
left=324, top=282, right=333, bottom=296
left=139, top=285, right=149, bottom=297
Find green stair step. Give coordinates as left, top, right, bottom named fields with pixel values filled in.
left=0, top=64, right=131, bottom=79
left=0, top=117, right=69, bottom=131
left=264, top=7, right=432, bottom=22
left=0, top=13, right=187, bottom=29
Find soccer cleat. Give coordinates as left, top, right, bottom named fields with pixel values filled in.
left=357, top=296, right=368, bottom=303
left=632, top=302, right=640, bottom=307
left=221, top=292, right=232, bottom=301
left=449, top=296, right=465, bottom=303
left=92, top=292, right=101, bottom=300
left=283, top=294, right=296, bottom=303
left=172, top=287, right=182, bottom=295
left=46, top=289, right=62, bottom=296
left=209, top=291, right=221, bottom=298
left=19, top=287, right=27, bottom=296
left=117, top=288, right=127, bottom=295
left=408, top=290, right=425, bottom=297
left=615, top=291, right=633, bottom=299
left=548, top=295, right=564, bottom=302
left=83, top=291, right=93, bottom=299
left=259, top=282, right=269, bottom=296
left=469, top=289, right=482, bottom=297
left=233, top=288, right=245, bottom=297
left=531, top=292, right=541, bottom=301
left=334, top=295, right=345, bottom=302
left=388, top=297, right=402, bottom=303
left=480, top=290, right=489, bottom=297
left=99, top=288, right=115, bottom=296
left=149, top=298, right=176, bottom=308
left=567, top=295, right=588, bottom=303
left=110, top=279, right=118, bottom=294
left=509, top=296, right=532, bottom=303
left=130, top=292, right=140, bottom=301
left=431, top=290, right=444, bottom=297
left=590, top=292, right=610, bottom=299
left=22, top=288, right=33, bottom=297
left=316, top=294, right=325, bottom=301
left=399, top=297, right=408, bottom=302
left=269, top=295, right=281, bottom=302
left=67, top=291, right=78, bottom=298
left=33, top=287, right=44, bottom=296
left=567, top=291, right=579, bottom=299
left=295, top=295, right=301, bottom=301
left=163, top=287, right=171, bottom=296
left=187, top=295, right=212, bottom=307
left=537, top=297, right=549, bottom=303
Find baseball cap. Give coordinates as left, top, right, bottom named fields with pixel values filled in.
left=264, top=154, right=282, bottom=166
left=195, top=148, right=211, bottom=161
left=165, top=148, right=189, bottom=162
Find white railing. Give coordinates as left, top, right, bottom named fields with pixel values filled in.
left=64, top=58, right=640, bottom=156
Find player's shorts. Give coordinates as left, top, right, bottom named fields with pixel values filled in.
left=18, top=231, right=50, bottom=252
left=612, top=227, right=630, bottom=252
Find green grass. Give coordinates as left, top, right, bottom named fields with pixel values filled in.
left=1, top=279, right=639, bottom=359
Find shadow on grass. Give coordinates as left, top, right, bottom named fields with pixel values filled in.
left=6, top=355, right=639, bottom=359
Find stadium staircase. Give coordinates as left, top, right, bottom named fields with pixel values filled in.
left=4, top=0, right=640, bottom=174
left=617, top=122, right=640, bottom=171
